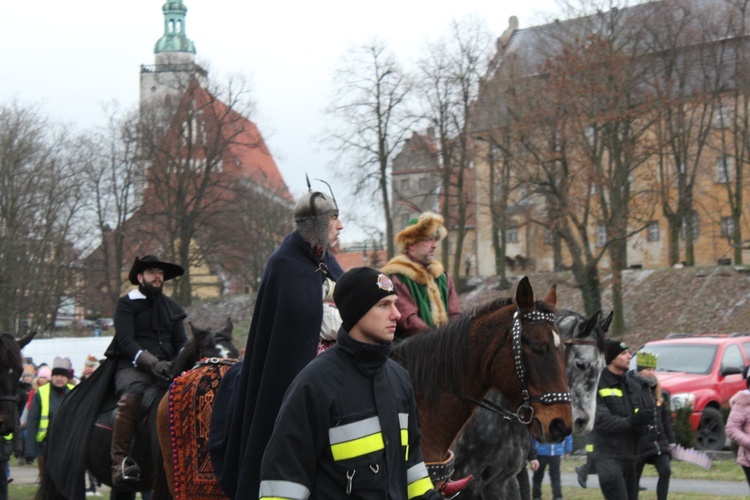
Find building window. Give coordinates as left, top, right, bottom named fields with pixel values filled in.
left=506, top=228, right=520, bottom=243
left=680, top=211, right=699, bottom=241
left=716, top=156, right=735, bottom=183
left=400, top=179, right=410, bottom=191
left=715, top=104, right=731, bottom=128
left=418, top=177, right=428, bottom=190
left=596, top=223, right=607, bottom=247
left=647, top=221, right=659, bottom=242
left=721, top=217, right=735, bottom=237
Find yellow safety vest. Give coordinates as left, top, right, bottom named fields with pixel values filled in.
left=36, top=383, right=74, bottom=443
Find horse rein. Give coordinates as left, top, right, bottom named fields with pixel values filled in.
left=461, top=308, right=572, bottom=425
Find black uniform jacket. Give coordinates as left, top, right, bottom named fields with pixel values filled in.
left=259, top=329, right=440, bottom=500
left=210, top=230, right=344, bottom=498
left=592, top=369, right=651, bottom=460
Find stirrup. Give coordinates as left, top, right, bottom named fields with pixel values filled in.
left=113, top=457, right=141, bottom=485
left=439, top=475, right=473, bottom=499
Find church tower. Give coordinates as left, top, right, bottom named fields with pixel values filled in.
left=139, top=0, right=207, bottom=113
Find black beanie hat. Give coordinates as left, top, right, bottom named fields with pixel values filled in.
left=334, top=267, right=397, bottom=331
left=605, top=340, right=628, bottom=365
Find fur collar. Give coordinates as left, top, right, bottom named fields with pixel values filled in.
left=381, top=254, right=444, bottom=284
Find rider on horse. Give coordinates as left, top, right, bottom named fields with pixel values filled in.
left=105, top=255, right=187, bottom=487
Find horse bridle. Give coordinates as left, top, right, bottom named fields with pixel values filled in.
left=462, top=308, right=571, bottom=425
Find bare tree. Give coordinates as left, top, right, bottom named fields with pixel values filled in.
left=416, top=18, right=493, bottom=278
left=0, top=101, right=87, bottom=334
left=136, top=75, right=278, bottom=305
left=325, top=41, right=416, bottom=259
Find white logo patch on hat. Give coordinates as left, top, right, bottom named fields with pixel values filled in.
left=377, top=273, right=394, bottom=292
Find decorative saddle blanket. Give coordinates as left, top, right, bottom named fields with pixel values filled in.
left=168, top=358, right=237, bottom=499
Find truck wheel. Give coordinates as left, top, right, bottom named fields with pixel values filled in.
left=696, top=407, right=725, bottom=451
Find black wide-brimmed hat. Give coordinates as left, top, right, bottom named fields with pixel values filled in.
left=128, top=255, right=185, bottom=285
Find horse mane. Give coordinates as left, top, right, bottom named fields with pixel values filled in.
left=0, top=333, right=22, bottom=371
left=172, top=336, right=202, bottom=374
left=393, top=295, right=555, bottom=407
left=391, top=315, right=473, bottom=407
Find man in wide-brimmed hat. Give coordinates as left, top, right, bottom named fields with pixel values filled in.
left=380, top=212, right=461, bottom=338
left=105, top=255, right=187, bottom=487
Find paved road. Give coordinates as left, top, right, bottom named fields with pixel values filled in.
left=560, top=471, right=750, bottom=497
left=10, top=462, right=750, bottom=497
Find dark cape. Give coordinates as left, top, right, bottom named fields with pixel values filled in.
left=42, top=358, right=117, bottom=500
left=209, top=230, right=343, bottom=498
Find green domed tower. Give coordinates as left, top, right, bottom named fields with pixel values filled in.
left=140, top=0, right=207, bottom=113
left=154, top=1, right=196, bottom=58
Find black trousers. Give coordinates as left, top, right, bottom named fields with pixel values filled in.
left=517, top=463, right=530, bottom=500
left=533, top=455, right=562, bottom=499
left=597, top=455, right=638, bottom=500
left=636, top=453, right=671, bottom=500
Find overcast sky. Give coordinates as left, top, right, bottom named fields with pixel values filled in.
left=0, top=0, right=561, bottom=244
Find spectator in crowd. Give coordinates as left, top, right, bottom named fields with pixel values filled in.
left=634, top=351, right=675, bottom=500
left=725, top=366, right=750, bottom=493
left=532, top=434, right=573, bottom=500
left=24, top=358, right=73, bottom=478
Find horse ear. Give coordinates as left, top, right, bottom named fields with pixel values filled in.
left=222, top=318, right=234, bottom=339
left=542, top=284, right=557, bottom=308
left=599, top=311, right=614, bottom=333
left=515, top=276, right=534, bottom=310
left=578, top=311, right=601, bottom=339
left=17, top=330, right=37, bottom=349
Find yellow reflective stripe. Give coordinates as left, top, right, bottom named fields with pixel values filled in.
left=598, top=388, right=623, bottom=397
left=330, top=416, right=385, bottom=461
left=258, top=479, right=310, bottom=499
left=407, top=463, right=434, bottom=499
left=331, top=433, right=384, bottom=461
left=3, top=433, right=12, bottom=441
left=36, top=384, right=51, bottom=442
left=399, top=412, right=409, bottom=459
left=586, top=443, right=594, bottom=452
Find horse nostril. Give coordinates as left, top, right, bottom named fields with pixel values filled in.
left=574, top=417, right=588, bottom=428
left=549, top=418, right=571, bottom=440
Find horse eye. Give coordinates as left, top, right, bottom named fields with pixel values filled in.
left=576, top=361, right=587, bottom=371
left=531, top=345, right=546, bottom=356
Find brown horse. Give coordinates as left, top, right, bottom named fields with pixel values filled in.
left=390, top=276, right=572, bottom=475
left=157, top=277, right=572, bottom=497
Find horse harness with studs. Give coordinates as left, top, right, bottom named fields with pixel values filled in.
left=459, top=308, right=571, bottom=425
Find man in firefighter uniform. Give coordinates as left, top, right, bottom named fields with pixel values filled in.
left=592, top=340, right=654, bottom=500
left=259, top=267, right=441, bottom=499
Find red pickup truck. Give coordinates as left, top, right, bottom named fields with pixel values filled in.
left=633, top=334, right=750, bottom=450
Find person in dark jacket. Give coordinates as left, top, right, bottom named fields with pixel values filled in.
left=259, top=267, right=440, bottom=499
left=634, top=351, right=675, bottom=500
left=106, top=255, right=187, bottom=487
left=591, top=340, right=654, bottom=500
left=24, top=358, right=74, bottom=480
left=210, top=180, right=345, bottom=499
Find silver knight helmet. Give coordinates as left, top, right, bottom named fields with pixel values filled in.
left=294, top=176, right=339, bottom=250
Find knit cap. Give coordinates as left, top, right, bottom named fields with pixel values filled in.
left=51, top=356, right=72, bottom=378
left=333, top=267, right=397, bottom=331
left=37, top=366, right=52, bottom=379
left=605, top=340, right=628, bottom=365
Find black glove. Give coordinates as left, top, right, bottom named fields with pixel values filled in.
left=631, top=407, right=655, bottom=426
left=135, top=351, right=173, bottom=380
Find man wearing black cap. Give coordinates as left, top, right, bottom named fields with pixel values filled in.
left=258, top=267, right=441, bottom=499
left=105, top=255, right=187, bottom=486
left=590, top=340, right=654, bottom=500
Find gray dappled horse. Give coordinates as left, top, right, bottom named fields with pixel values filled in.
left=451, top=309, right=611, bottom=499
